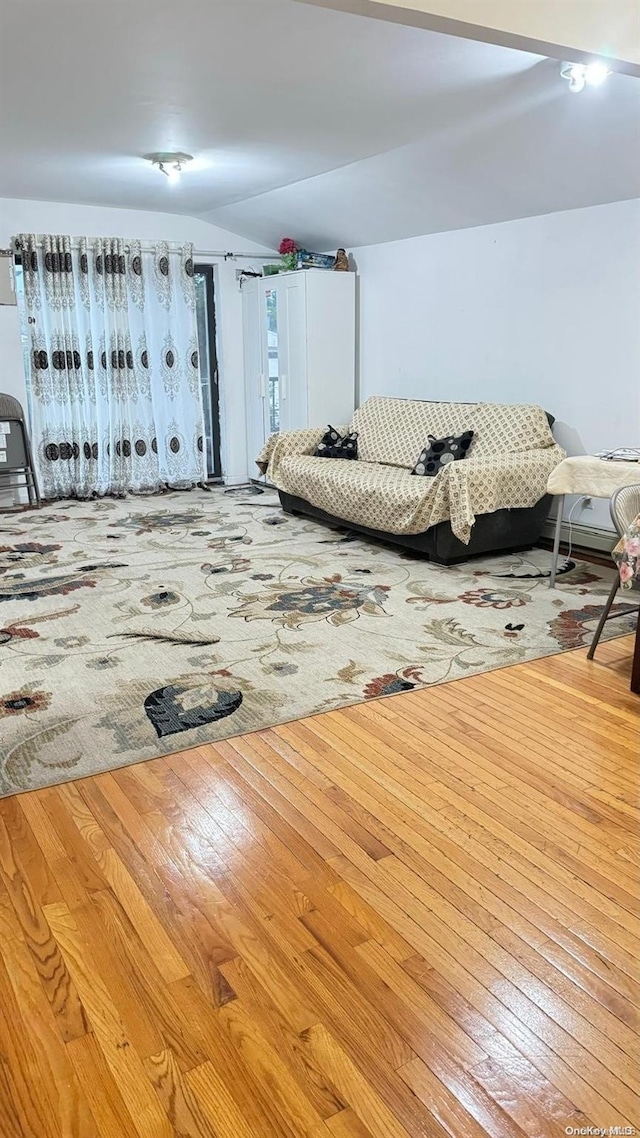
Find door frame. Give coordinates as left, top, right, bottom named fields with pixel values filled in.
left=194, top=264, right=222, bottom=480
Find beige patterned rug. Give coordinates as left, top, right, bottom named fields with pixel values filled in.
left=0, top=488, right=634, bottom=795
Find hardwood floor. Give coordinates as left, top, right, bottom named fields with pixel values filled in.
left=0, top=635, right=638, bottom=1137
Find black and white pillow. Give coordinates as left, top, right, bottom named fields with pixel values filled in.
left=314, top=426, right=358, bottom=460
left=411, top=430, right=474, bottom=477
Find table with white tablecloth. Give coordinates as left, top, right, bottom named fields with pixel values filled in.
left=546, top=456, right=640, bottom=587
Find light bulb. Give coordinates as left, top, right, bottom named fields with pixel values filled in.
left=561, top=60, right=610, bottom=93
left=145, top=152, right=194, bottom=181
left=585, top=62, right=610, bottom=86
left=568, top=65, right=586, bottom=92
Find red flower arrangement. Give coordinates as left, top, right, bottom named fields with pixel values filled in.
left=278, top=237, right=299, bottom=270
left=278, top=237, right=297, bottom=255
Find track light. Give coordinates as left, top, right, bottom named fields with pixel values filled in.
left=560, top=61, right=611, bottom=93
left=145, top=152, right=194, bottom=183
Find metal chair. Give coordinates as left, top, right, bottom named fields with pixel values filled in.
left=0, top=393, right=41, bottom=510
left=587, top=483, right=640, bottom=659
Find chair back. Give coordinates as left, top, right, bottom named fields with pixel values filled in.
left=610, top=483, right=640, bottom=537
left=0, top=393, right=26, bottom=421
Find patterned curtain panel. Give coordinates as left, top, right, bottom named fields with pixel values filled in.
left=17, top=233, right=205, bottom=499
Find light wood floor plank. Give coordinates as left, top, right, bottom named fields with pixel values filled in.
left=213, top=727, right=639, bottom=1120
left=0, top=634, right=636, bottom=1136
left=273, top=710, right=640, bottom=1008
left=312, top=706, right=639, bottom=940
left=268, top=719, right=640, bottom=1060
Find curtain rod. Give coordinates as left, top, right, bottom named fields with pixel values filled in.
left=194, top=249, right=278, bottom=261
left=12, top=236, right=278, bottom=261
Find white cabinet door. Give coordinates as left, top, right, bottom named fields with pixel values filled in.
left=305, top=271, right=356, bottom=427
left=279, top=273, right=308, bottom=432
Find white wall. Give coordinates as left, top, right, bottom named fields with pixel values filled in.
left=0, top=197, right=274, bottom=489
left=354, top=198, right=640, bottom=532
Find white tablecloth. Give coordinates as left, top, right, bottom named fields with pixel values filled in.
left=546, top=456, right=640, bottom=498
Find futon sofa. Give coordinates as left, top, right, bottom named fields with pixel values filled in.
left=257, top=397, right=565, bottom=564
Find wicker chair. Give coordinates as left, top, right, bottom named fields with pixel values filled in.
left=587, top=483, right=640, bottom=660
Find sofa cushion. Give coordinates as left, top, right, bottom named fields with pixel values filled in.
left=271, top=445, right=565, bottom=543
left=314, top=426, right=358, bottom=460
left=276, top=455, right=443, bottom=535
left=412, top=431, right=474, bottom=476
left=351, top=397, right=556, bottom=468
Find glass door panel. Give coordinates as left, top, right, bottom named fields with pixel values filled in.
left=265, top=286, right=280, bottom=435
left=194, top=266, right=221, bottom=479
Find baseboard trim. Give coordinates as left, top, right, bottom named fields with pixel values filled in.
left=541, top=518, right=615, bottom=553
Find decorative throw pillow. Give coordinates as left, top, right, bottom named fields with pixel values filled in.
left=314, top=426, right=358, bottom=460
left=411, top=430, right=474, bottom=477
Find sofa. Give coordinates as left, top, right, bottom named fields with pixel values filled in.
left=257, top=397, right=565, bottom=564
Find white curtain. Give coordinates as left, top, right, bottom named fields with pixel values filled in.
left=18, top=233, right=205, bottom=498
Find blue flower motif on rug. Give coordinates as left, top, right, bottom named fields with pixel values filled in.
left=230, top=574, right=390, bottom=628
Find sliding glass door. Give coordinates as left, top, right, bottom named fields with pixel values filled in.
left=194, top=265, right=222, bottom=480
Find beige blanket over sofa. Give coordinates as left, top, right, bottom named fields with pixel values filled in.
left=257, top=397, right=565, bottom=544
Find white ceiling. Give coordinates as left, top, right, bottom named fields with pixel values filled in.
left=1, top=0, right=638, bottom=249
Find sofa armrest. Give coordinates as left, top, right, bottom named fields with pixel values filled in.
left=439, top=444, right=566, bottom=542
left=256, top=427, right=348, bottom=476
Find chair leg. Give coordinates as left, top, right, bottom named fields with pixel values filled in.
left=587, top=577, right=619, bottom=660
left=29, top=467, right=41, bottom=508
left=549, top=496, right=564, bottom=589
left=22, top=424, right=42, bottom=507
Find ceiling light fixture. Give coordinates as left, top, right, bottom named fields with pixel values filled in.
left=560, top=61, right=611, bottom=93
left=145, top=152, right=194, bottom=184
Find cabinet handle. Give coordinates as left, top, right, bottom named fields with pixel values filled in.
left=280, top=372, right=287, bottom=400
left=259, top=373, right=266, bottom=398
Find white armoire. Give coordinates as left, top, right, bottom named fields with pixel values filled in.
left=242, top=268, right=356, bottom=467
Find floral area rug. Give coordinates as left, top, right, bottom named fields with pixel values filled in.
left=0, top=488, right=635, bottom=795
